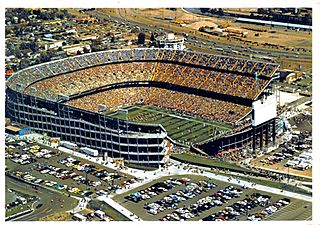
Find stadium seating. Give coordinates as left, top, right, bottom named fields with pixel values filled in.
left=9, top=48, right=279, bottom=124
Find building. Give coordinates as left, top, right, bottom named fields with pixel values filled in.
left=225, top=27, right=248, bottom=37
left=6, top=48, right=278, bottom=166
left=62, top=44, right=91, bottom=56
left=279, top=70, right=302, bottom=83
left=156, top=33, right=185, bottom=50
left=40, top=40, right=64, bottom=50
left=5, top=124, right=32, bottom=136
left=79, top=35, right=98, bottom=41
left=236, top=17, right=312, bottom=31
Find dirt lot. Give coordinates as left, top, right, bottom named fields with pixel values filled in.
left=250, top=152, right=312, bottom=178
left=127, top=8, right=311, bottom=51
left=40, top=212, right=73, bottom=221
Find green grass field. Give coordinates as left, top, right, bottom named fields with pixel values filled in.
left=171, top=153, right=253, bottom=173
left=109, top=105, right=232, bottom=146
left=5, top=187, right=36, bottom=218
left=6, top=189, right=16, bottom=203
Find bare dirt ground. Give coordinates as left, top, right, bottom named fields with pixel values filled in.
left=186, top=21, right=218, bottom=30
left=129, top=8, right=312, bottom=50
left=75, top=8, right=311, bottom=72
left=40, top=212, right=72, bottom=221
left=66, top=9, right=89, bottom=18
left=250, top=156, right=312, bottom=178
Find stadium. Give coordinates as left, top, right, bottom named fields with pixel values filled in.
left=6, top=48, right=280, bottom=167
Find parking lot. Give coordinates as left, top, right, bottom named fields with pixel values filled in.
left=251, top=131, right=312, bottom=177
left=112, top=174, right=311, bottom=221
left=5, top=137, right=137, bottom=199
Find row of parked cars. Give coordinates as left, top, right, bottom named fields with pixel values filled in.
left=34, top=163, right=100, bottom=187
left=145, top=179, right=217, bottom=215
left=260, top=130, right=312, bottom=170
left=6, top=143, right=56, bottom=165
left=202, top=192, right=274, bottom=221
left=58, top=156, right=126, bottom=185
left=127, top=178, right=189, bottom=203
left=247, top=198, right=291, bottom=221
left=72, top=210, right=113, bottom=222
left=285, top=149, right=312, bottom=171
left=160, top=186, right=242, bottom=221
left=260, top=148, right=299, bottom=166
left=14, top=171, right=83, bottom=194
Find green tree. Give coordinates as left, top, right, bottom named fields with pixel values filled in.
left=138, top=32, right=146, bottom=45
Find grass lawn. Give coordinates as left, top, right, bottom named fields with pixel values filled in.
left=5, top=201, right=33, bottom=218
left=288, top=114, right=312, bottom=133
left=210, top=170, right=311, bottom=196
left=5, top=187, right=36, bottom=217
left=171, top=153, right=253, bottom=173
left=6, top=189, right=16, bottom=203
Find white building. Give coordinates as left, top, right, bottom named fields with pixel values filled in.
left=156, top=33, right=185, bottom=50
left=42, top=40, right=64, bottom=50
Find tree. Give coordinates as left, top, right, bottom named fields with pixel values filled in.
left=19, top=58, right=31, bottom=69
left=110, top=35, right=115, bottom=43
left=150, top=32, right=155, bottom=42
left=138, top=32, right=146, bottom=45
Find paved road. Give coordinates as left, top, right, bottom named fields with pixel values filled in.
left=6, top=176, right=78, bottom=221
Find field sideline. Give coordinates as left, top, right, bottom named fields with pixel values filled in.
left=109, top=105, right=232, bottom=146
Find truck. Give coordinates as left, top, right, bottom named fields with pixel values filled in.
left=60, top=141, right=78, bottom=150
left=94, top=210, right=106, bottom=219
left=80, top=147, right=99, bottom=157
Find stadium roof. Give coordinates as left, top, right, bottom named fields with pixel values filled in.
left=236, top=17, right=312, bottom=30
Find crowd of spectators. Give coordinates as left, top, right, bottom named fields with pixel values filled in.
left=9, top=48, right=278, bottom=94
left=66, top=87, right=251, bottom=124
left=24, top=60, right=270, bottom=103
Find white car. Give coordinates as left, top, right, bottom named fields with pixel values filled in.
left=34, top=179, right=43, bottom=184
left=92, top=181, right=101, bottom=187
left=148, top=209, right=158, bottom=215
left=41, top=169, right=50, bottom=174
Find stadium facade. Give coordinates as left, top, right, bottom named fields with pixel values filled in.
left=6, top=48, right=279, bottom=166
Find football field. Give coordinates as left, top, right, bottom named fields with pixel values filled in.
left=109, top=105, right=232, bottom=146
